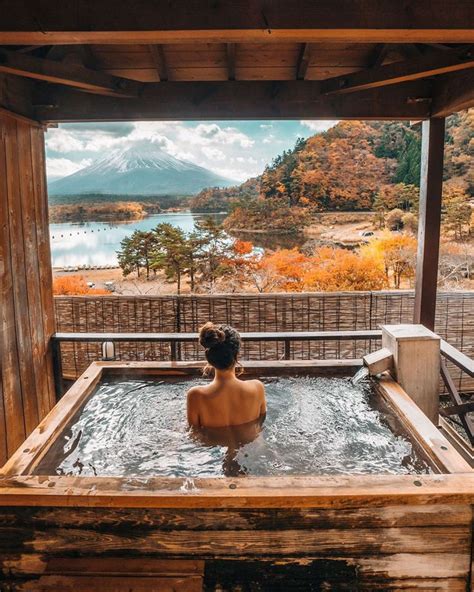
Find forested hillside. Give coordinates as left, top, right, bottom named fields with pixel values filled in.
left=191, top=110, right=473, bottom=232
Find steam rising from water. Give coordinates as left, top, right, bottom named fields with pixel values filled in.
left=39, top=376, right=431, bottom=477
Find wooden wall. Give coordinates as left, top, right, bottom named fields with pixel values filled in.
left=0, top=111, right=55, bottom=466
left=0, top=504, right=472, bottom=590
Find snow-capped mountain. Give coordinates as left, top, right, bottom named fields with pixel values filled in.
left=48, top=144, right=235, bottom=196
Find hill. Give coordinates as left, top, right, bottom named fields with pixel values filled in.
left=190, top=111, right=473, bottom=225
left=48, top=143, right=235, bottom=199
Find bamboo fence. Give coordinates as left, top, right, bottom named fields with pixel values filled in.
left=54, top=291, right=474, bottom=392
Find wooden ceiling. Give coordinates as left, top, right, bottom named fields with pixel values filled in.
left=0, top=1, right=473, bottom=122
left=1, top=43, right=427, bottom=83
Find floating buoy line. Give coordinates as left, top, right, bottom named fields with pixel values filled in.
left=50, top=224, right=111, bottom=241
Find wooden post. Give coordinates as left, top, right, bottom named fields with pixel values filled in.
left=0, top=111, right=56, bottom=465
left=413, top=117, right=445, bottom=330
left=382, top=324, right=440, bottom=425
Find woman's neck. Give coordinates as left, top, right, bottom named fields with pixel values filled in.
left=214, top=367, right=236, bottom=382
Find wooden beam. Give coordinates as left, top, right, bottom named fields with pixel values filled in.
left=413, top=118, right=445, bottom=331
left=149, top=45, right=168, bottom=82
left=1, top=473, right=474, bottom=508
left=0, top=1, right=473, bottom=45
left=322, top=48, right=474, bottom=95
left=296, top=43, right=311, bottom=80
left=0, top=48, right=140, bottom=97
left=16, top=45, right=47, bottom=54
left=226, top=43, right=236, bottom=81
left=431, top=69, right=474, bottom=116
left=33, top=80, right=433, bottom=122
left=368, top=43, right=388, bottom=68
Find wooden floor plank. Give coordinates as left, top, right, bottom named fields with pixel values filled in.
left=0, top=525, right=469, bottom=557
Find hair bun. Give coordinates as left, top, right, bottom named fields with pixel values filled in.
left=199, top=322, right=226, bottom=349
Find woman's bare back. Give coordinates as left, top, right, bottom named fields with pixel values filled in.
left=187, top=376, right=266, bottom=428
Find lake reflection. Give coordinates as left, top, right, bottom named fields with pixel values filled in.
left=50, top=212, right=219, bottom=268
left=49, top=211, right=304, bottom=268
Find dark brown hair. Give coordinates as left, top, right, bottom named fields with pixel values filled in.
left=199, top=322, right=242, bottom=371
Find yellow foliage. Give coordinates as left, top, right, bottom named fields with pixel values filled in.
left=303, top=247, right=386, bottom=291
left=361, top=231, right=417, bottom=288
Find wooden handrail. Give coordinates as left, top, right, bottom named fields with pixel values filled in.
left=52, top=330, right=383, bottom=343
left=440, top=339, right=474, bottom=377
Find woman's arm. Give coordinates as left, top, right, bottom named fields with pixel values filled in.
left=186, top=387, right=201, bottom=426
left=257, top=381, right=267, bottom=416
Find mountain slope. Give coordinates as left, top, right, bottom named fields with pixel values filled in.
left=48, top=144, right=235, bottom=197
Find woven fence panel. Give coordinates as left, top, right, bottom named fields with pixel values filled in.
left=54, top=292, right=474, bottom=393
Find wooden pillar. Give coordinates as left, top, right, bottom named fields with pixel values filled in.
left=413, top=117, right=445, bottom=331
left=0, top=110, right=56, bottom=466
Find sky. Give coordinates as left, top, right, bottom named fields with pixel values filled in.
left=45, top=119, right=338, bottom=183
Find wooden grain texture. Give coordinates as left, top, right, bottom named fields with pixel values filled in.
left=0, top=505, right=471, bottom=590
left=0, top=112, right=56, bottom=466
left=0, top=1, right=473, bottom=44
left=414, top=118, right=446, bottom=331
left=378, top=376, right=471, bottom=474
left=0, top=474, right=473, bottom=509
left=0, top=48, right=141, bottom=97
left=34, top=79, right=433, bottom=122
left=1, top=504, right=471, bottom=531
left=0, top=363, right=102, bottom=476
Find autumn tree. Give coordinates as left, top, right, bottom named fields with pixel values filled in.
left=442, top=184, right=472, bottom=240
left=401, top=212, right=418, bottom=234
left=302, top=247, right=386, bottom=291
left=362, top=232, right=417, bottom=289
left=444, top=109, right=473, bottom=196
left=224, top=197, right=310, bottom=234
left=385, top=208, right=404, bottom=231
left=53, top=275, right=108, bottom=295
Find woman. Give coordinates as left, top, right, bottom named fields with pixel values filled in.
left=186, top=322, right=266, bottom=428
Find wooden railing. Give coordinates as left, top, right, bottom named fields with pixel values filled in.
left=51, top=330, right=382, bottom=396
left=439, top=339, right=474, bottom=446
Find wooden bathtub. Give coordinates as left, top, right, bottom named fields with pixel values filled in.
left=0, top=361, right=473, bottom=591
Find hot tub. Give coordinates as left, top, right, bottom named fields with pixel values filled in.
left=0, top=360, right=473, bottom=591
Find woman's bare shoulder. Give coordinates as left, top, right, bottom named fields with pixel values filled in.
left=244, top=378, right=265, bottom=392
left=187, top=382, right=214, bottom=399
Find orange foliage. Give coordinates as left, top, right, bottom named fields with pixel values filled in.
left=303, top=247, right=386, bottom=291
left=258, top=248, right=308, bottom=291
left=53, top=275, right=108, bottom=296
left=361, top=232, right=417, bottom=289
left=233, top=239, right=253, bottom=256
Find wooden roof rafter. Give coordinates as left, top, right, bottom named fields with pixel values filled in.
left=321, top=46, right=474, bottom=95
left=0, top=47, right=141, bottom=97
left=296, top=43, right=311, bottom=80
left=149, top=44, right=168, bottom=82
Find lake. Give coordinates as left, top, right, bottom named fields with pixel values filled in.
left=50, top=212, right=216, bottom=268
left=49, top=211, right=304, bottom=268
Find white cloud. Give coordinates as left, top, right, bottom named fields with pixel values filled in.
left=260, top=123, right=273, bottom=129
left=262, top=134, right=275, bottom=144
left=46, top=157, right=92, bottom=179
left=300, top=120, right=339, bottom=132
left=202, top=146, right=226, bottom=161
left=179, top=124, right=254, bottom=148
left=46, top=129, right=85, bottom=152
